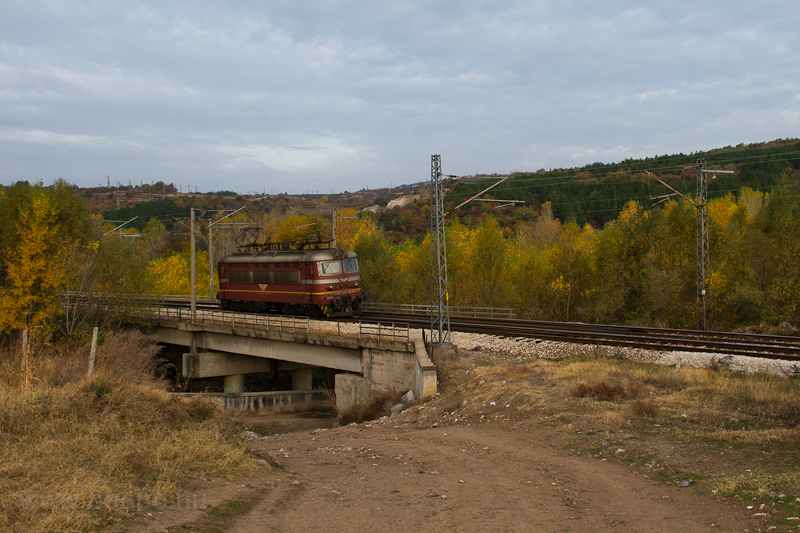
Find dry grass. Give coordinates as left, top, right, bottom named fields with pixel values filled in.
left=572, top=380, right=642, bottom=401
left=0, top=331, right=250, bottom=533
left=630, top=398, right=659, bottom=419
left=601, top=410, right=629, bottom=429
left=413, top=346, right=800, bottom=518
left=499, top=364, right=531, bottom=381
left=714, top=472, right=800, bottom=502
left=336, top=388, right=407, bottom=426
left=552, top=355, right=800, bottom=440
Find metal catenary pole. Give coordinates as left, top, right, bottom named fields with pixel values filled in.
left=696, top=158, right=709, bottom=330
left=190, top=207, right=196, bottom=323
left=696, top=161, right=733, bottom=330
left=430, top=155, right=451, bottom=344
left=208, top=206, right=247, bottom=300
left=647, top=162, right=732, bottom=331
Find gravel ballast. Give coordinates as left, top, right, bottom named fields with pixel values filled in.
left=313, top=319, right=799, bottom=377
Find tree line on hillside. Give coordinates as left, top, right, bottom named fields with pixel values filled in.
left=1, top=152, right=798, bottom=349
left=0, top=181, right=362, bottom=348
left=352, top=185, right=800, bottom=331
left=449, top=139, right=800, bottom=227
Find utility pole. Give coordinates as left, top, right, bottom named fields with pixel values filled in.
left=646, top=162, right=733, bottom=330
left=208, top=206, right=247, bottom=300
left=332, top=207, right=337, bottom=249
left=696, top=158, right=709, bottom=330
left=190, top=207, right=196, bottom=324
left=430, top=155, right=450, bottom=345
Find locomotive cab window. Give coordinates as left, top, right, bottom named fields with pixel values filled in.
left=318, top=261, right=342, bottom=275
left=343, top=259, right=358, bottom=272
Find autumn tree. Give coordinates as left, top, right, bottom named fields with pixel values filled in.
left=0, top=182, right=96, bottom=345
left=148, top=251, right=209, bottom=296
left=273, top=214, right=330, bottom=244
left=350, top=218, right=400, bottom=303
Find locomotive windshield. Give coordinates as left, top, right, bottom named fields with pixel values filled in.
left=318, top=260, right=342, bottom=275
left=343, top=258, right=358, bottom=272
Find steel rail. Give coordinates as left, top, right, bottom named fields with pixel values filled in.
left=365, top=312, right=799, bottom=347
left=358, top=312, right=800, bottom=361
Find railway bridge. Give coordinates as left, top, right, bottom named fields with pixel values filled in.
left=138, top=308, right=437, bottom=412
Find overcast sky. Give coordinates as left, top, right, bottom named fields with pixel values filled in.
left=1, top=1, right=798, bottom=195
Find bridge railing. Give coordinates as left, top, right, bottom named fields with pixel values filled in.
left=357, top=321, right=410, bottom=342
left=63, top=291, right=216, bottom=305
left=364, top=302, right=516, bottom=319
left=149, top=307, right=312, bottom=333
left=133, top=305, right=410, bottom=342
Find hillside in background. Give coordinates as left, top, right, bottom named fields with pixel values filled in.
left=46, top=137, right=798, bottom=240
left=1, top=137, right=798, bottom=333
left=448, top=138, right=800, bottom=228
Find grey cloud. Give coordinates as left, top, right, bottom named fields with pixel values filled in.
left=1, top=0, right=798, bottom=192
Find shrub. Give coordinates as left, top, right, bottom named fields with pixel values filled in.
left=572, top=380, right=641, bottom=402
left=336, top=389, right=405, bottom=426
left=631, top=399, right=659, bottom=418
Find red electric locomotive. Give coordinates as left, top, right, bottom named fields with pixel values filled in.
left=216, top=246, right=365, bottom=317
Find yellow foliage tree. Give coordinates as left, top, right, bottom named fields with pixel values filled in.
left=274, top=215, right=329, bottom=244
left=708, top=194, right=737, bottom=227
left=0, top=190, right=62, bottom=334
left=349, top=217, right=400, bottom=303
left=148, top=251, right=209, bottom=296
left=334, top=207, right=360, bottom=250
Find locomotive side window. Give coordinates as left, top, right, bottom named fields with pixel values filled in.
left=343, top=259, right=358, bottom=272
left=318, top=260, right=342, bottom=275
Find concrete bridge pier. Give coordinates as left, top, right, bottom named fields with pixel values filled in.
left=292, top=368, right=313, bottom=390
left=184, top=350, right=317, bottom=394
left=224, top=374, right=245, bottom=393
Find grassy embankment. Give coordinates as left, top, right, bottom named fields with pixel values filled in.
left=0, top=331, right=251, bottom=532
left=425, top=347, right=800, bottom=527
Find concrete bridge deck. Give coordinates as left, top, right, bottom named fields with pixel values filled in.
left=137, top=309, right=437, bottom=411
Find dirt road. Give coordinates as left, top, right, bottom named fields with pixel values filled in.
left=228, top=419, right=760, bottom=532
left=114, top=342, right=788, bottom=533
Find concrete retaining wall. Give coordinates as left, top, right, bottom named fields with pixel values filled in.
left=414, top=338, right=438, bottom=402
left=335, top=337, right=438, bottom=411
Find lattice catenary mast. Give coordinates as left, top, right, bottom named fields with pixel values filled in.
left=647, top=159, right=732, bottom=330
left=430, top=155, right=451, bottom=344
left=696, top=158, right=710, bottom=330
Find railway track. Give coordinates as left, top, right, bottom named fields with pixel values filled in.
left=358, top=312, right=800, bottom=362
left=157, top=300, right=800, bottom=361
